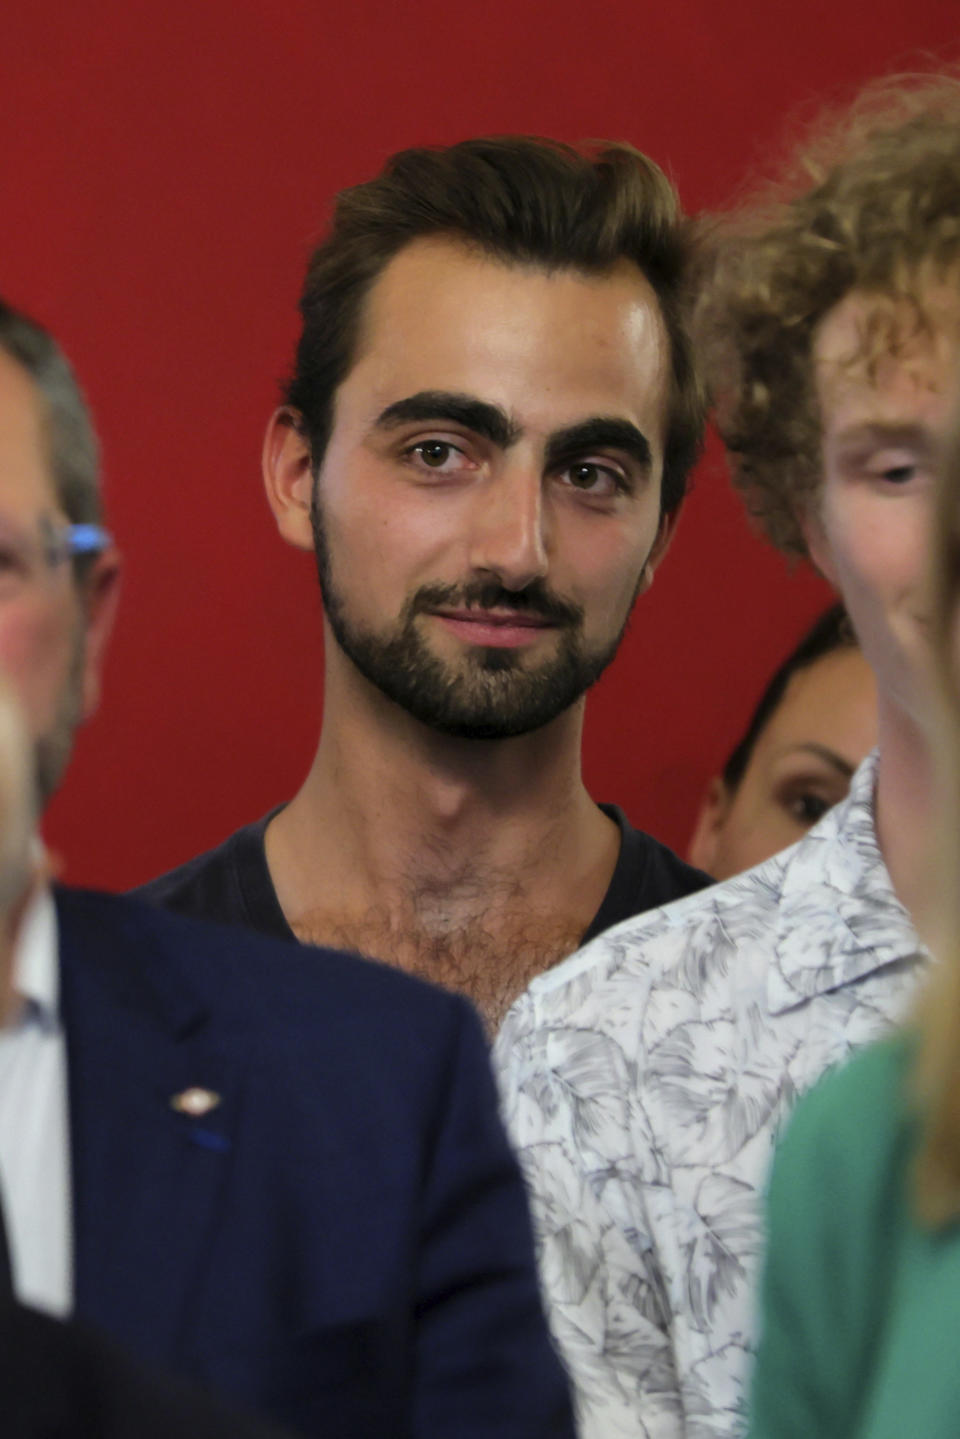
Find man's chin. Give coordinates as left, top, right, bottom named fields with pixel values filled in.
left=464, top=645, right=533, bottom=674
left=419, top=706, right=567, bottom=742
left=396, top=662, right=597, bottom=740
left=331, top=609, right=612, bottom=738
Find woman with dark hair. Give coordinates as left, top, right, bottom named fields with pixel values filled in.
left=687, top=604, right=876, bottom=879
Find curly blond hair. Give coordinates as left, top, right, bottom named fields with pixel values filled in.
left=695, top=70, right=960, bottom=557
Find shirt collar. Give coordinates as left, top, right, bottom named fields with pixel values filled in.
left=10, top=884, right=59, bottom=1029
left=767, top=748, right=927, bottom=1014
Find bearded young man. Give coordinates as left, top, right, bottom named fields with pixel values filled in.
left=495, top=73, right=960, bottom=1438
left=138, top=136, right=711, bottom=1030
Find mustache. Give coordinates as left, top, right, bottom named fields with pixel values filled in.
left=408, top=578, right=583, bottom=628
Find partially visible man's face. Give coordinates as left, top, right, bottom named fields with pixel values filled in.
left=0, top=350, right=96, bottom=804
left=288, top=237, right=674, bottom=739
left=807, top=285, right=960, bottom=727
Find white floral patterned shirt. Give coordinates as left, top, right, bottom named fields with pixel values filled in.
left=494, top=752, right=928, bottom=1439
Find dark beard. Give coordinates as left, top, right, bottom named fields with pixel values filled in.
left=311, top=497, right=631, bottom=740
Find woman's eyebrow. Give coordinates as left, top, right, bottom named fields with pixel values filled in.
left=782, top=742, right=857, bottom=778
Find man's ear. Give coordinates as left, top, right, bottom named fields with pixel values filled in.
left=686, top=775, right=730, bottom=877
left=79, top=546, right=122, bottom=721
left=636, top=507, right=680, bottom=596
left=798, top=502, right=838, bottom=587
left=262, top=407, right=317, bottom=553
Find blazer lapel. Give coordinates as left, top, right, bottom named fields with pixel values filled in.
left=56, top=889, right=243, bottom=1368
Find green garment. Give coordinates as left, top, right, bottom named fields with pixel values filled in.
left=748, top=1036, right=960, bottom=1439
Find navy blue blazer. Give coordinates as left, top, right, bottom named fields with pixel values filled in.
left=0, top=1291, right=294, bottom=1439
left=55, top=888, right=573, bottom=1438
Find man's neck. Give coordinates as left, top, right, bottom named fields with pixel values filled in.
left=873, top=694, right=937, bottom=925
left=270, top=678, right=612, bottom=911
left=263, top=664, right=620, bottom=1026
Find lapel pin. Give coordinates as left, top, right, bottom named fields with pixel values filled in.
left=170, top=1086, right=221, bottom=1117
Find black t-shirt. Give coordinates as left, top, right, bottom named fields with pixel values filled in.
left=134, top=805, right=711, bottom=947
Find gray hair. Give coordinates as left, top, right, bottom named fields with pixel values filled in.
left=0, top=300, right=102, bottom=526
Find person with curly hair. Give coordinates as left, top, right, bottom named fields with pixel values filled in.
left=746, top=397, right=960, bottom=1439
left=496, top=69, right=960, bottom=1439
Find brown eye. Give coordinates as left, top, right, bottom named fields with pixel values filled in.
left=785, top=792, right=831, bottom=825
left=571, top=464, right=601, bottom=488
left=415, top=441, right=455, bottom=468
left=559, top=461, right=622, bottom=498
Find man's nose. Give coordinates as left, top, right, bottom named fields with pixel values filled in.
left=467, top=464, right=549, bottom=592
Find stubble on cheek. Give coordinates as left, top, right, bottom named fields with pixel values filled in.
left=0, top=600, right=87, bottom=808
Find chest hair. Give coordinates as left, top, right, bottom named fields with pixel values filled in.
left=290, top=901, right=590, bottom=1034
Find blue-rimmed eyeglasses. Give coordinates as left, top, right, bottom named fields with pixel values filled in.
left=38, top=519, right=113, bottom=567
left=0, top=516, right=113, bottom=600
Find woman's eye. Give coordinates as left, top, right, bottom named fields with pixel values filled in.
left=784, top=791, right=831, bottom=826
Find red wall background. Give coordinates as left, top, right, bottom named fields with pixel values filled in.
left=3, top=2, right=957, bottom=888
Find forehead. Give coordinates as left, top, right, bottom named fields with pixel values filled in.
left=771, top=647, right=873, bottom=733
left=814, top=284, right=960, bottom=432
left=0, top=350, right=57, bottom=514
left=749, top=647, right=876, bottom=769
left=342, top=235, right=671, bottom=445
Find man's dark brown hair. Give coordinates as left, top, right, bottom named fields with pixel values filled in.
left=285, top=136, right=705, bottom=516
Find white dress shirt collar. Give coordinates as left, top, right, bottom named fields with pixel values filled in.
left=0, top=881, right=71, bottom=1316
left=10, top=883, right=59, bottom=1030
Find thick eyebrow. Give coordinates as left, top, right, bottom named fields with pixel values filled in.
left=374, top=395, right=653, bottom=476
left=545, top=417, right=652, bottom=473
left=830, top=421, right=935, bottom=454
left=374, top=392, right=521, bottom=449
left=786, top=742, right=856, bottom=779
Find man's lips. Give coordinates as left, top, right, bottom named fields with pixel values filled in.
left=428, top=608, right=557, bottom=648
